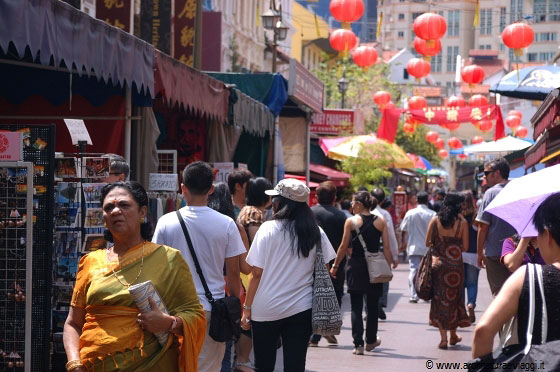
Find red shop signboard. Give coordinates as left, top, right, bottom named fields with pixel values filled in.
left=174, top=0, right=197, bottom=66
left=96, top=0, right=132, bottom=31
left=310, top=109, right=354, bottom=135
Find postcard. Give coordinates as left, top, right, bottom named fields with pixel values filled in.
left=55, top=207, right=79, bottom=228
left=55, top=231, right=81, bottom=255
left=83, top=183, right=106, bottom=203
left=84, top=207, right=104, bottom=228
left=57, top=257, right=78, bottom=280
left=57, top=182, right=80, bottom=204
left=83, top=157, right=110, bottom=178
left=82, top=234, right=107, bottom=252
left=54, top=157, right=78, bottom=178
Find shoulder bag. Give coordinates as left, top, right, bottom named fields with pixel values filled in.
left=176, top=211, right=241, bottom=342
left=351, top=217, right=393, bottom=284
left=312, top=242, right=342, bottom=336
left=467, top=264, right=560, bottom=372
left=413, top=219, right=439, bottom=301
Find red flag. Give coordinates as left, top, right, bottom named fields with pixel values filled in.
left=377, top=108, right=404, bottom=143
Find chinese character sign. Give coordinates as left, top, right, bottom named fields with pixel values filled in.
left=174, top=0, right=197, bottom=66
left=140, top=0, right=172, bottom=54
left=96, top=0, right=131, bottom=31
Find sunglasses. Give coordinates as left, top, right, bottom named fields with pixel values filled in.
left=483, top=170, right=495, bottom=176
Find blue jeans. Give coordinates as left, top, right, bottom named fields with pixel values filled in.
left=408, top=255, right=422, bottom=300
left=464, top=263, right=480, bottom=307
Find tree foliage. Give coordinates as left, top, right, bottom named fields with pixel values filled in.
left=339, top=143, right=393, bottom=191
left=395, top=124, right=441, bottom=167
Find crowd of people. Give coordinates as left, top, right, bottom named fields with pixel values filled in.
left=61, top=157, right=560, bottom=372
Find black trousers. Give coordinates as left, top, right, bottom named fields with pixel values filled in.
left=350, top=290, right=380, bottom=347
left=252, top=309, right=312, bottom=372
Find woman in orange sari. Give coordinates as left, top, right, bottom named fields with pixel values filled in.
left=63, top=181, right=206, bottom=372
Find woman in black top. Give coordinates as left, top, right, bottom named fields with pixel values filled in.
left=473, top=192, right=560, bottom=357
left=330, top=191, right=394, bottom=355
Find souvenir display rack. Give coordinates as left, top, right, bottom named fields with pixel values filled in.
left=0, top=124, right=55, bottom=372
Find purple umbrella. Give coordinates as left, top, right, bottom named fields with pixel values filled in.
left=485, top=164, right=560, bottom=237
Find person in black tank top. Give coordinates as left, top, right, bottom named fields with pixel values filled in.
left=330, top=191, right=395, bottom=355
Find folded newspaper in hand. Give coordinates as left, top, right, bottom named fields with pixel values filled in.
left=128, top=280, right=170, bottom=346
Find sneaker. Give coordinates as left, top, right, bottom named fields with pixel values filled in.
left=352, top=346, right=364, bottom=355
left=308, top=341, right=318, bottom=347
left=378, top=308, right=387, bottom=320
left=365, top=337, right=381, bottom=351
left=409, top=298, right=418, bottom=303
left=324, top=335, right=338, bottom=345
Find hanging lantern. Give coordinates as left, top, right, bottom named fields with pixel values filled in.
left=426, top=130, right=439, bottom=143
left=434, top=138, right=445, bottom=149
left=413, top=13, right=447, bottom=47
left=506, top=115, right=521, bottom=129
left=408, top=96, right=427, bottom=110
left=468, top=94, right=488, bottom=107
left=478, top=120, right=493, bottom=132
left=508, top=110, right=522, bottom=119
left=448, top=137, right=462, bottom=149
left=446, top=96, right=466, bottom=107
left=329, top=29, right=358, bottom=55
left=472, top=136, right=484, bottom=145
left=329, top=0, right=365, bottom=25
left=403, top=122, right=416, bottom=134
left=413, top=37, right=442, bottom=60
left=407, top=58, right=431, bottom=81
left=352, top=46, right=378, bottom=69
left=458, top=154, right=468, bottom=160
left=446, top=122, right=461, bottom=131
left=461, top=65, right=485, bottom=88
left=515, top=126, right=528, bottom=138
left=373, top=91, right=392, bottom=107
left=438, top=149, right=449, bottom=158
left=502, top=22, right=534, bottom=57
left=384, top=101, right=396, bottom=110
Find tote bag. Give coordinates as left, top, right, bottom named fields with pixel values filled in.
left=311, top=243, right=342, bottom=336
left=351, top=219, right=393, bottom=283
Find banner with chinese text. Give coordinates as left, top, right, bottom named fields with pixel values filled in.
left=96, top=0, right=131, bottom=31
left=140, top=0, right=172, bottom=54
left=174, top=0, right=197, bottom=66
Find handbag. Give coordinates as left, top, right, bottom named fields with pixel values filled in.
left=467, top=264, right=560, bottom=372
left=351, top=218, right=393, bottom=284
left=413, top=222, right=438, bottom=301
left=311, top=243, right=342, bottom=336
left=176, top=211, right=241, bottom=343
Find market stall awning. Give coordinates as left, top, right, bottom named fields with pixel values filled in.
left=0, top=0, right=154, bottom=96
left=407, top=153, right=433, bottom=170
left=309, top=163, right=351, bottom=187
left=154, top=50, right=229, bottom=123
left=463, top=136, right=532, bottom=155
left=490, top=66, right=560, bottom=101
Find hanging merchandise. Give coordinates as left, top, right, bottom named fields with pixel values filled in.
left=462, top=65, right=485, bottom=88
left=352, top=45, right=378, bottom=70
left=407, top=58, right=431, bottom=81
left=373, top=91, right=392, bottom=108
left=329, top=29, right=358, bottom=56
left=413, top=12, right=447, bottom=47
left=408, top=96, right=428, bottom=110
left=502, top=22, right=534, bottom=57
left=468, top=94, right=488, bottom=107
left=446, top=96, right=466, bottom=108
left=413, top=37, right=442, bottom=61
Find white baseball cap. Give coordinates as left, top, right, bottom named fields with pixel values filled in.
left=265, top=178, right=310, bottom=203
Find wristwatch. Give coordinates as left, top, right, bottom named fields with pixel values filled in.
left=243, top=304, right=251, bottom=310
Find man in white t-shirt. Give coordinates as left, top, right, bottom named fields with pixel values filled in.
left=152, top=161, right=246, bottom=372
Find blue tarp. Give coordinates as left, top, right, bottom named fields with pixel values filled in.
left=490, top=65, right=560, bottom=101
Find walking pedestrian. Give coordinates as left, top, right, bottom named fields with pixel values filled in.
left=400, top=191, right=436, bottom=303
left=309, top=181, right=348, bottom=347
left=228, top=169, right=254, bottom=218
left=241, top=179, right=336, bottom=372
left=330, top=191, right=394, bottom=355
left=476, top=158, right=516, bottom=296
left=153, top=162, right=246, bottom=372
left=425, top=193, right=471, bottom=349
left=461, top=190, right=480, bottom=323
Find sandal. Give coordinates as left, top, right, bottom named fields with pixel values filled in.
left=449, top=334, right=462, bottom=345
left=438, top=340, right=448, bottom=350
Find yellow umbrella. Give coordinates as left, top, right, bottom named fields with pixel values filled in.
left=324, top=135, right=415, bottom=169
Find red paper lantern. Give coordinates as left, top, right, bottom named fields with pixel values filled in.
left=408, top=96, right=428, bottom=110
left=468, top=94, right=488, bottom=107
left=446, top=122, right=461, bottom=131
left=502, top=22, right=534, bottom=56
left=403, top=122, right=416, bottom=134
left=448, top=137, right=462, bottom=149
left=506, top=115, right=521, bottom=129
left=446, top=96, right=466, bottom=107
left=472, top=136, right=484, bottom=145
left=438, top=149, right=449, bottom=158
left=329, top=0, right=365, bottom=23
left=478, top=120, right=493, bottom=132
left=426, top=130, right=439, bottom=143
left=508, top=110, right=522, bottom=119
left=329, top=29, right=358, bottom=53
left=515, top=126, right=529, bottom=138
left=352, top=46, right=378, bottom=68
left=413, top=13, right=447, bottom=47
left=461, top=65, right=485, bottom=86
left=384, top=101, right=396, bottom=110
left=373, top=91, right=392, bottom=107
left=413, top=37, right=442, bottom=58
left=434, top=138, right=445, bottom=149
left=458, top=154, right=468, bottom=160
left=407, top=58, right=431, bottom=80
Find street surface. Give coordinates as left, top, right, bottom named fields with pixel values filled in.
left=305, top=262, right=495, bottom=372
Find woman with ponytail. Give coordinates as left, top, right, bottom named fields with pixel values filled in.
left=424, top=192, right=471, bottom=350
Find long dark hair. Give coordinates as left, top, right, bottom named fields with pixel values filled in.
left=246, top=177, right=272, bottom=207
left=272, top=196, right=321, bottom=258
left=438, top=192, right=465, bottom=229
left=207, top=182, right=235, bottom=220
left=101, top=181, right=153, bottom=242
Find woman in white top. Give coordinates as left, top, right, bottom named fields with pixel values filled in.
left=241, top=179, right=336, bottom=372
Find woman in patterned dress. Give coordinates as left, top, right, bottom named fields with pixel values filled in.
left=424, top=192, right=471, bottom=349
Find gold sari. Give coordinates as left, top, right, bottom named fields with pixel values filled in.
left=71, top=242, right=206, bottom=372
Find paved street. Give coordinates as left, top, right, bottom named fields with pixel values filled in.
left=305, top=261, right=495, bottom=372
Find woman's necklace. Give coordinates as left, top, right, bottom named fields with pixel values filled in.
left=106, top=241, right=145, bottom=288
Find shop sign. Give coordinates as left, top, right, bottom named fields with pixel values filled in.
left=0, top=132, right=23, bottom=161
left=64, top=119, right=92, bottom=146
left=149, top=173, right=178, bottom=191
left=413, top=86, right=441, bottom=97
left=288, top=59, right=324, bottom=113
left=96, top=0, right=132, bottom=31
left=174, top=0, right=197, bottom=66
left=213, top=162, right=234, bottom=183
left=140, top=0, right=172, bottom=54
left=310, top=109, right=354, bottom=135
left=393, top=191, right=407, bottom=225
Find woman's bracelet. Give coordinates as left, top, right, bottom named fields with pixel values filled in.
left=168, top=316, right=180, bottom=333
left=66, top=360, right=84, bottom=371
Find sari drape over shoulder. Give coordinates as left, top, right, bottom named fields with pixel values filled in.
left=71, top=242, right=206, bottom=372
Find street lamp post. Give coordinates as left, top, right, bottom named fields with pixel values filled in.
left=261, top=1, right=289, bottom=73
left=338, top=76, right=349, bottom=109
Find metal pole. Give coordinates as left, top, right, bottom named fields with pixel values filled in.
left=125, top=86, right=132, bottom=164
left=272, top=31, right=278, bottom=73
left=341, top=91, right=345, bottom=109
